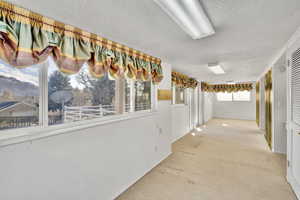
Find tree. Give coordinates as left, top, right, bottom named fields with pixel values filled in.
left=76, top=72, right=115, bottom=106
left=48, top=71, right=72, bottom=111
left=135, top=81, right=151, bottom=110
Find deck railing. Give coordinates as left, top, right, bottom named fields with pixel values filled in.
left=0, top=103, right=151, bottom=129
left=64, top=105, right=116, bottom=122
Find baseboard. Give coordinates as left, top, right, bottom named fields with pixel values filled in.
left=273, top=148, right=287, bottom=155
left=287, top=171, right=300, bottom=199
left=112, top=151, right=172, bottom=200
left=172, top=129, right=193, bottom=143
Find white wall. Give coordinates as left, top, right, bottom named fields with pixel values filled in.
left=171, top=104, right=190, bottom=142
left=171, top=86, right=211, bottom=142
left=203, top=92, right=214, bottom=123
left=212, top=88, right=256, bottom=121
left=0, top=64, right=173, bottom=200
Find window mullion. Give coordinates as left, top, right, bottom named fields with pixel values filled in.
left=39, top=60, right=49, bottom=127
left=151, top=81, right=157, bottom=111
left=115, top=78, right=125, bottom=114
left=130, top=80, right=135, bottom=112
left=172, top=85, right=175, bottom=104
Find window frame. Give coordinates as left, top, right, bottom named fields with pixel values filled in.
left=0, top=59, right=158, bottom=142
left=216, top=91, right=252, bottom=102
left=172, top=85, right=187, bottom=105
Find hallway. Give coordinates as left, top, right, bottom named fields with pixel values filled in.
left=117, top=119, right=296, bottom=200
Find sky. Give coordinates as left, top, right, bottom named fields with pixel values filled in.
left=0, top=60, right=39, bottom=86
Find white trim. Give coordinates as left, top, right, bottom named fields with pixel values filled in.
left=152, top=83, right=158, bottom=112
left=39, top=61, right=48, bottom=127
left=286, top=44, right=300, bottom=200
left=0, top=110, right=157, bottom=147
left=287, top=169, right=300, bottom=199
left=171, top=104, right=188, bottom=108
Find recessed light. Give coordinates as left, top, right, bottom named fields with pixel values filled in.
left=154, top=0, right=215, bottom=39
left=208, top=63, right=225, bottom=75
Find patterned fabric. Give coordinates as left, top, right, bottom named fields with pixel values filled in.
left=172, top=71, right=198, bottom=89
left=0, top=1, right=163, bottom=83
left=201, top=82, right=253, bottom=92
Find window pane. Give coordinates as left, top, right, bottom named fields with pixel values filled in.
left=0, top=61, right=39, bottom=130
left=216, top=92, right=233, bottom=101
left=48, top=58, right=116, bottom=125
left=175, top=87, right=185, bottom=104
left=233, top=91, right=251, bottom=101
left=135, top=81, right=151, bottom=111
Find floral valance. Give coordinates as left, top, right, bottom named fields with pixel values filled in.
left=172, top=71, right=198, bottom=88
left=0, top=1, right=163, bottom=83
left=201, top=82, right=253, bottom=93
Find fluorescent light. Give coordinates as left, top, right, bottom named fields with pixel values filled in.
left=208, top=63, right=225, bottom=75
left=154, top=0, right=215, bottom=39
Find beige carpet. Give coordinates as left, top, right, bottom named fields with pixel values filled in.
left=117, top=119, right=297, bottom=200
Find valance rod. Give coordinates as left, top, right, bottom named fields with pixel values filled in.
left=0, top=1, right=160, bottom=64
left=201, top=82, right=253, bottom=93
left=0, top=0, right=163, bottom=83
left=172, top=71, right=198, bottom=89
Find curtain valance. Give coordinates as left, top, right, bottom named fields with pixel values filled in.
left=172, top=71, right=198, bottom=88
left=201, top=82, right=253, bottom=93
left=0, top=1, right=163, bottom=83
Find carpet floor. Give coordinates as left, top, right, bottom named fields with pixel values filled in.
left=117, top=119, right=297, bottom=200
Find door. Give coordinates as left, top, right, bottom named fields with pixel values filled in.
left=265, top=69, right=272, bottom=149
left=256, top=81, right=260, bottom=126
left=189, top=88, right=195, bottom=130
left=287, top=41, right=300, bottom=197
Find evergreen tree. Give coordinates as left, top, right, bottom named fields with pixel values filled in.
left=48, top=71, right=72, bottom=111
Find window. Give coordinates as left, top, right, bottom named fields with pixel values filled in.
left=48, top=59, right=116, bottom=125
left=216, top=91, right=251, bottom=102
left=216, top=92, right=233, bottom=101
left=124, top=79, right=152, bottom=112
left=135, top=81, right=151, bottom=111
left=233, top=91, right=251, bottom=101
left=0, top=57, right=154, bottom=131
left=0, top=61, right=39, bottom=130
left=173, top=86, right=186, bottom=104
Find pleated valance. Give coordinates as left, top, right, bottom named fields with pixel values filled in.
left=0, top=1, right=163, bottom=83
left=201, top=82, right=253, bottom=93
left=172, top=71, right=198, bottom=89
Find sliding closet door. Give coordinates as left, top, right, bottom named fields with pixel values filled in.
left=265, top=70, right=272, bottom=149
left=288, top=45, right=300, bottom=189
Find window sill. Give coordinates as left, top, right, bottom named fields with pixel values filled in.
left=171, top=104, right=188, bottom=107
left=0, top=110, right=157, bottom=148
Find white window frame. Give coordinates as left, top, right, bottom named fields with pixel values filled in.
left=0, top=59, right=158, bottom=146
left=216, top=91, right=251, bottom=102
left=172, top=85, right=186, bottom=105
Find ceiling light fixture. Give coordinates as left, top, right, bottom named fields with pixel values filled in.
left=208, top=63, right=225, bottom=75
left=154, top=0, right=215, bottom=39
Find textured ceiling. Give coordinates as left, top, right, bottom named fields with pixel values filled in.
left=8, top=0, right=300, bottom=82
